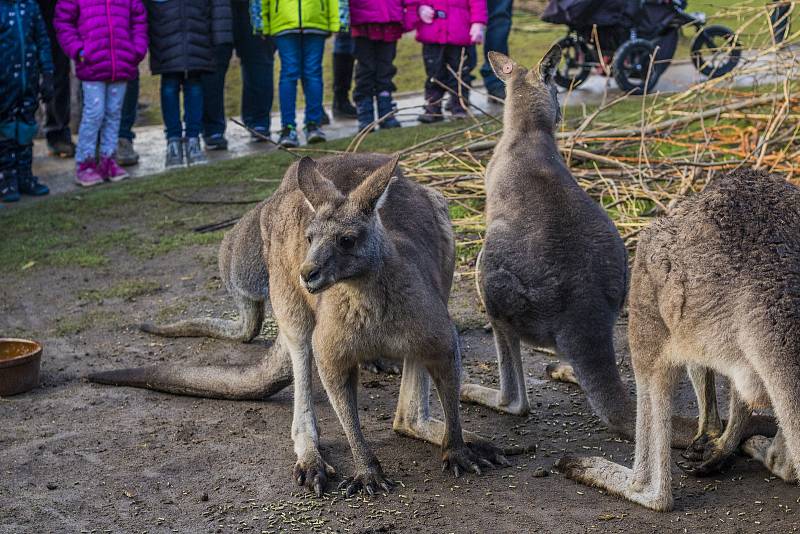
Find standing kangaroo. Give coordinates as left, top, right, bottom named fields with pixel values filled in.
left=558, top=169, right=800, bottom=511
left=91, top=153, right=505, bottom=495
left=464, top=49, right=774, bottom=450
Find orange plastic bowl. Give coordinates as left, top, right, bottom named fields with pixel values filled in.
left=0, top=338, right=42, bottom=396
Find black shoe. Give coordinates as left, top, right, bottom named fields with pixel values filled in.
left=321, top=109, right=331, bottom=126
left=204, top=134, right=229, bottom=151
left=19, top=176, right=49, bottom=196
left=418, top=105, right=444, bottom=124
left=249, top=126, right=271, bottom=143
left=333, top=92, right=358, bottom=119
left=377, top=95, right=401, bottom=129
left=487, top=84, right=506, bottom=102
left=47, top=137, right=76, bottom=158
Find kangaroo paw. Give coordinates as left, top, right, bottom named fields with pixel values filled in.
left=361, top=359, right=401, bottom=375
left=545, top=362, right=579, bottom=385
left=442, top=440, right=509, bottom=478
left=337, top=465, right=394, bottom=497
left=293, top=454, right=336, bottom=497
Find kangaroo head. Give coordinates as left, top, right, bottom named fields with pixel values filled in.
left=296, top=155, right=400, bottom=294
left=489, top=45, right=562, bottom=131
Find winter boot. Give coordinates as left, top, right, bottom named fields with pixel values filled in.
left=16, top=147, right=49, bottom=195
left=116, top=138, right=140, bottom=166
left=377, top=93, right=401, bottom=129
left=1, top=170, right=20, bottom=202
left=417, top=88, right=445, bottom=124
left=356, top=98, right=375, bottom=132
left=332, top=53, right=358, bottom=119
left=450, top=91, right=470, bottom=119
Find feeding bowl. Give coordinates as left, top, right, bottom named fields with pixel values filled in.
left=0, top=338, right=42, bottom=396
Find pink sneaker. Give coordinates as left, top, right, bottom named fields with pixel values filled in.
left=100, top=156, right=129, bottom=182
left=75, top=160, right=104, bottom=187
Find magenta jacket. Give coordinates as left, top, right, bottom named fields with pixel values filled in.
left=404, top=0, right=487, bottom=46
left=350, top=0, right=404, bottom=26
left=54, top=0, right=148, bottom=82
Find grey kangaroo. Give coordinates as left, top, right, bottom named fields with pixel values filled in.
left=558, top=169, right=800, bottom=511
left=465, top=49, right=774, bottom=450
left=91, top=153, right=505, bottom=495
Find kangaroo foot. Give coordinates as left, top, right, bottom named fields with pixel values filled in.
left=460, top=383, right=529, bottom=415
left=337, top=464, right=395, bottom=497
left=742, top=434, right=797, bottom=483
left=361, top=359, right=401, bottom=375
left=677, top=434, right=736, bottom=477
left=442, top=440, right=509, bottom=478
left=545, top=362, right=579, bottom=385
left=293, top=453, right=336, bottom=497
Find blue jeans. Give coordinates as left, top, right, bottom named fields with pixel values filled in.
left=481, top=0, right=514, bottom=92
left=274, top=33, right=326, bottom=128
left=202, top=0, right=274, bottom=137
left=119, top=77, right=139, bottom=140
left=76, top=81, right=127, bottom=163
left=160, top=73, right=203, bottom=139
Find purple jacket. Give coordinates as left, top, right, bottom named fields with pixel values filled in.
left=350, top=0, right=404, bottom=26
left=404, top=0, right=487, bottom=46
left=54, top=0, right=148, bottom=81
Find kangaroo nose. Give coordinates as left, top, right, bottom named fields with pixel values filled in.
left=300, top=263, right=320, bottom=283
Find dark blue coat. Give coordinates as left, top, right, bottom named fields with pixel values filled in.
left=0, top=0, right=54, bottom=122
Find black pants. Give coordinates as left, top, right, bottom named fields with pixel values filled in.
left=39, top=1, right=72, bottom=142
left=422, top=43, right=476, bottom=99
left=352, top=38, right=397, bottom=101
left=0, top=139, right=34, bottom=193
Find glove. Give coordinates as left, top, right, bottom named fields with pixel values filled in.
left=418, top=5, right=435, bottom=24
left=469, top=22, right=485, bottom=44
left=39, top=71, right=54, bottom=103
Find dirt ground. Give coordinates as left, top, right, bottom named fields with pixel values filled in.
left=3, top=232, right=800, bottom=533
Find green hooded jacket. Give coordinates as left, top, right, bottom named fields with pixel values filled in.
left=261, top=0, right=340, bottom=36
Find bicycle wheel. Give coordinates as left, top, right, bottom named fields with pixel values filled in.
left=691, top=25, right=741, bottom=78
left=612, top=38, right=660, bottom=95
left=552, top=36, right=593, bottom=90
left=770, top=0, right=792, bottom=44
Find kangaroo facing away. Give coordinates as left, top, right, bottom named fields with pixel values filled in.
left=558, top=169, right=800, bottom=511
left=465, top=49, right=774, bottom=450
left=91, top=153, right=506, bottom=495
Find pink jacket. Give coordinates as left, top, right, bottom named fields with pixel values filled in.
left=54, top=0, right=148, bottom=82
left=404, top=0, right=487, bottom=46
left=350, top=0, right=404, bottom=26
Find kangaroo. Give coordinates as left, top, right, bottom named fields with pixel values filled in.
left=558, top=169, right=800, bottom=511
left=91, top=153, right=505, bottom=495
left=465, top=49, right=774, bottom=450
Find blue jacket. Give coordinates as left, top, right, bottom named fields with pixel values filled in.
left=0, top=0, right=54, bottom=122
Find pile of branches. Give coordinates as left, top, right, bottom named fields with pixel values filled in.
left=393, top=1, right=800, bottom=272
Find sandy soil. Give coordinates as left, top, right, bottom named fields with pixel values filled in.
left=2, top=239, right=799, bottom=533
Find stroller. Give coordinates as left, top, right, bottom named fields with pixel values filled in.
left=541, top=0, right=742, bottom=94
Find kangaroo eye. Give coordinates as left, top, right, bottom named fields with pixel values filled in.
left=339, top=236, right=355, bottom=250
left=306, top=235, right=312, bottom=244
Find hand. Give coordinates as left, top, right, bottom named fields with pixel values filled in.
left=469, top=22, right=485, bottom=44
left=39, top=71, right=54, bottom=103
left=418, top=5, right=435, bottom=24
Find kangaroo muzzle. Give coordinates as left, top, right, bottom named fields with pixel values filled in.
left=300, top=261, right=325, bottom=293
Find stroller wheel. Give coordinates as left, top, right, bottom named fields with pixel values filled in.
left=691, top=25, right=741, bottom=78
left=552, top=36, right=592, bottom=90
left=612, top=39, right=660, bottom=95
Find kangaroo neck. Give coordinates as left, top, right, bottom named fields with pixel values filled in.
left=498, top=126, right=559, bottom=158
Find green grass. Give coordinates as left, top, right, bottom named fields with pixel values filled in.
left=78, top=279, right=163, bottom=302
left=1, top=121, right=461, bottom=273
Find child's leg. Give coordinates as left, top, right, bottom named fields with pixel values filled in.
left=183, top=74, right=204, bottom=140
left=76, top=81, right=108, bottom=163
left=98, top=82, right=127, bottom=158
left=160, top=74, right=184, bottom=140
left=300, top=34, right=326, bottom=127
left=274, top=34, right=302, bottom=129
left=420, top=44, right=446, bottom=122
left=352, top=37, right=378, bottom=104
left=375, top=41, right=399, bottom=97
left=0, top=138, right=19, bottom=201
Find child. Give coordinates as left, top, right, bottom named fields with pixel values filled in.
left=147, top=0, right=232, bottom=167
left=261, top=0, right=339, bottom=147
left=405, top=0, right=486, bottom=122
left=0, top=0, right=53, bottom=202
left=350, top=0, right=405, bottom=132
left=55, top=0, right=148, bottom=186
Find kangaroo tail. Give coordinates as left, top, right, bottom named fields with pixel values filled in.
left=140, top=299, right=264, bottom=343
left=87, top=335, right=292, bottom=400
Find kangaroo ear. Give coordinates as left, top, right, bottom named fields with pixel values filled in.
left=297, top=157, right=343, bottom=212
left=488, top=51, right=519, bottom=83
left=350, top=153, right=401, bottom=214
left=538, top=43, right=562, bottom=84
